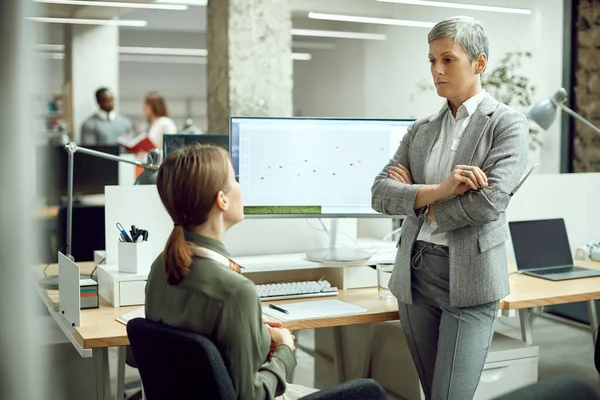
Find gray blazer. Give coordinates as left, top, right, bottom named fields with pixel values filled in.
left=372, top=94, right=529, bottom=308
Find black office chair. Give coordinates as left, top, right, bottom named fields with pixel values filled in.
left=127, top=318, right=236, bottom=400
left=127, top=318, right=388, bottom=400
left=595, top=329, right=599, bottom=374
left=493, top=376, right=600, bottom=400
left=301, top=379, right=387, bottom=400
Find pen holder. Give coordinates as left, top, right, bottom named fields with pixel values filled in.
left=118, top=241, right=152, bottom=274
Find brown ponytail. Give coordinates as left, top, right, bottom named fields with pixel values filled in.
left=156, top=144, right=230, bottom=285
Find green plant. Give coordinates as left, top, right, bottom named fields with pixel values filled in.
left=411, top=51, right=541, bottom=150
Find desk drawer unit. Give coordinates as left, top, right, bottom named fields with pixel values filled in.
left=365, top=324, right=539, bottom=400
left=98, top=265, right=147, bottom=307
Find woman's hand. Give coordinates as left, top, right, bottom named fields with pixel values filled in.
left=388, top=164, right=413, bottom=184
left=265, top=322, right=296, bottom=353
left=438, top=165, right=488, bottom=198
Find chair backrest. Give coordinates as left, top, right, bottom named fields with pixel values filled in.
left=127, top=318, right=236, bottom=400
left=595, top=330, right=599, bottom=374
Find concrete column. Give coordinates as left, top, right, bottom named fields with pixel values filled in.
left=65, top=25, right=118, bottom=142
left=206, top=0, right=293, bottom=134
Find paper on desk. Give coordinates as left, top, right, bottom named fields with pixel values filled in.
left=262, top=299, right=367, bottom=322
left=116, top=306, right=145, bottom=326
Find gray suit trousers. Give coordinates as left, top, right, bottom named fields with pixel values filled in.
left=398, top=241, right=498, bottom=400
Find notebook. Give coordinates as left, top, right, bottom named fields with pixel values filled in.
left=261, top=299, right=368, bottom=322
left=116, top=306, right=145, bottom=326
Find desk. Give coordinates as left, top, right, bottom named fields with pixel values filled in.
left=501, top=260, right=600, bottom=344
left=39, top=205, right=59, bottom=220
left=36, top=260, right=600, bottom=399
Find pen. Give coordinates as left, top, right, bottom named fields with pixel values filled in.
left=269, top=304, right=289, bottom=314
left=116, top=223, right=132, bottom=242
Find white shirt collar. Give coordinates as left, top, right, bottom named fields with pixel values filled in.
left=447, top=90, right=487, bottom=119
left=96, top=110, right=116, bottom=121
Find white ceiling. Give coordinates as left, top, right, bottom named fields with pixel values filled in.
left=39, top=0, right=537, bottom=34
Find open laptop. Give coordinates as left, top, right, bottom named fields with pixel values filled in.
left=509, top=218, right=600, bottom=281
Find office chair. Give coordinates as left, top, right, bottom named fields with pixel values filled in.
left=595, top=328, right=599, bottom=374
left=493, top=376, right=600, bottom=400
left=127, top=318, right=237, bottom=400
left=127, top=318, right=388, bottom=400
left=300, top=379, right=387, bottom=400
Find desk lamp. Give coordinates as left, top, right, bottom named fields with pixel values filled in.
left=39, top=144, right=160, bottom=289
left=527, top=87, right=600, bottom=136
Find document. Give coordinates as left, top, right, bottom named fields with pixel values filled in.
left=116, top=306, right=145, bottom=326
left=262, top=299, right=367, bottom=322
left=117, top=134, right=156, bottom=153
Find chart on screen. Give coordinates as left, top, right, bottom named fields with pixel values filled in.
left=230, top=118, right=411, bottom=215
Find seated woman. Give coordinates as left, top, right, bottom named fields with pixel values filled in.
left=145, top=143, right=317, bottom=399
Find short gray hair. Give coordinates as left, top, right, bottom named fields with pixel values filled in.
left=428, top=16, right=489, bottom=63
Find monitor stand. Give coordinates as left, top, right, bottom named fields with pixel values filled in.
left=305, top=219, right=372, bottom=264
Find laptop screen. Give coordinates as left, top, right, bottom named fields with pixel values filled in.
left=509, top=219, right=573, bottom=270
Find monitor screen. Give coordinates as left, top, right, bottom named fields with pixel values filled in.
left=37, top=144, right=120, bottom=198
left=163, top=134, right=229, bottom=157
left=229, top=117, right=414, bottom=217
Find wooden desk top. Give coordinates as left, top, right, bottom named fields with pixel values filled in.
left=75, top=289, right=395, bottom=349
left=39, top=205, right=59, bottom=220
left=38, top=260, right=600, bottom=349
left=500, top=260, right=600, bottom=310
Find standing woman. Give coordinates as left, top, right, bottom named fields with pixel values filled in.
left=144, top=91, right=178, bottom=151
left=371, top=16, right=529, bottom=400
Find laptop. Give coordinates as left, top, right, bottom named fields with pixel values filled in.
left=509, top=218, right=600, bottom=281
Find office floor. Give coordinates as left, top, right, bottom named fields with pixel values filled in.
left=115, top=314, right=599, bottom=398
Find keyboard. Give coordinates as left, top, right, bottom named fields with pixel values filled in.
left=534, top=266, right=588, bottom=275
left=256, top=280, right=339, bottom=301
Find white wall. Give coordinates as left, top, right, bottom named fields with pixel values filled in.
left=294, top=0, right=565, bottom=174
left=293, top=39, right=366, bottom=118
left=119, top=30, right=208, bottom=132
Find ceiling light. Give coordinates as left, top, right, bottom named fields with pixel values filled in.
left=119, top=46, right=208, bottom=56
left=309, top=12, right=435, bottom=28
left=119, top=47, right=311, bottom=61
left=120, top=55, right=207, bottom=64
left=376, top=0, right=532, bottom=15
left=292, top=29, right=386, bottom=40
left=292, top=41, right=335, bottom=50
left=120, top=53, right=311, bottom=64
left=28, top=17, right=148, bottom=27
left=32, top=0, right=188, bottom=10
left=35, top=52, right=66, bottom=60
left=291, top=53, right=312, bottom=61
left=34, top=44, right=65, bottom=52
left=154, top=0, right=207, bottom=5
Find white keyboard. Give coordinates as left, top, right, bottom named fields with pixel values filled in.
left=256, top=280, right=339, bottom=301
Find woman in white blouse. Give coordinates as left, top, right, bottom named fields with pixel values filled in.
left=143, top=91, right=177, bottom=151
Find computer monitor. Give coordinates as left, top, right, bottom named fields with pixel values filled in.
left=230, top=116, right=414, bottom=263
left=163, top=134, right=229, bottom=157
left=229, top=117, right=414, bottom=218
left=37, top=144, right=120, bottom=199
